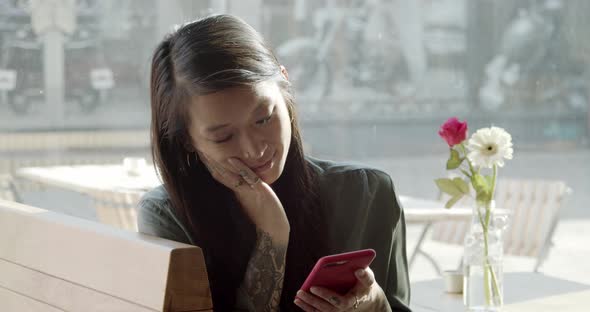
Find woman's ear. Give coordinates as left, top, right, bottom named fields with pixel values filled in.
left=280, top=65, right=289, bottom=81
left=182, top=134, right=196, bottom=153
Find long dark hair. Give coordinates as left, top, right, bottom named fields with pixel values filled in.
left=149, top=14, right=329, bottom=311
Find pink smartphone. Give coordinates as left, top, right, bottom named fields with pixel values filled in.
left=300, top=249, right=376, bottom=295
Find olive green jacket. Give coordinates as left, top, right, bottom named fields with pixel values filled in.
left=138, top=157, right=411, bottom=311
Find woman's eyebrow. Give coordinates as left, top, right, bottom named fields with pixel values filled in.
left=205, top=97, right=272, bottom=133
left=252, top=97, right=272, bottom=114
left=205, top=123, right=230, bottom=133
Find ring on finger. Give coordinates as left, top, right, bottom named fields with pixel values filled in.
left=240, top=172, right=261, bottom=186
left=328, top=295, right=340, bottom=306
left=234, top=179, right=244, bottom=188
left=353, top=295, right=359, bottom=309
left=239, top=171, right=256, bottom=184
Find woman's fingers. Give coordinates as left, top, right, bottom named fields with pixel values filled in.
left=296, top=290, right=337, bottom=311
left=198, top=152, right=244, bottom=189
left=228, top=158, right=262, bottom=188
left=292, top=269, right=378, bottom=311
left=341, top=267, right=376, bottom=308
left=309, top=287, right=352, bottom=309
left=195, top=153, right=266, bottom=191
left=295, top=274, right=379, bottom=312
left=355, top=267, right=375, bottom=288
left=294, top=297, right=319, bottom=312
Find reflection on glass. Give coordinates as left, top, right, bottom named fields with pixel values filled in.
left=0, top=1, right=587, bottom=230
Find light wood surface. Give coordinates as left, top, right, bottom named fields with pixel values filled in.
left=505, top=289, right=590, bottom=312
left=411, top=272, right=590, bottom=312
left=0, top=286, right=64, bottom=312
left=0, top=199, right=213, bottom=312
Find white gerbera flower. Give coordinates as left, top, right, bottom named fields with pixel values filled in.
left=467, top=126, right=513, bottom=168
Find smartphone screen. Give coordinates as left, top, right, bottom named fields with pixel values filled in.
left=300, top=249, right=376, bottom=295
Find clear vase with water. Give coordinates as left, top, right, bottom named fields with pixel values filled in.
left=463, top=200, right=507, bottom=311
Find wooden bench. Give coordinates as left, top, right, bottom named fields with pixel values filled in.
left=0, top=199, right=213, bottom=311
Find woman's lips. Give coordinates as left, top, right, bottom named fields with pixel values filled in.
left=253, top=153, right=275, bottom=174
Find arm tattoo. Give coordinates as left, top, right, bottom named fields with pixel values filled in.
left=241, top=229, right=288, bottom=311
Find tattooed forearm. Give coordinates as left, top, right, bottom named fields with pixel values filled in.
left=241, top=229, right=288, bottom=311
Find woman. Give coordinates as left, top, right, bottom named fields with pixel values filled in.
left=138, top=14, right=411, bottom=312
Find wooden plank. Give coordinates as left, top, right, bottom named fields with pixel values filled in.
left=0, top=200, right=213, bottom=311
left=0, top=287, right=64, bottom=312
left=166, top=248, right=214, bottom=311
left=0, top=259, right=154, bottom=312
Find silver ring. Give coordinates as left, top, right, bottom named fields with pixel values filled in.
left=329, top=296, right=340, bottom=305
left=234, top=179, right=244, bottom=188
left=353, top=295, right=359, bottom=309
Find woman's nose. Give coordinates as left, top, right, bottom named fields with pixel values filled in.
left=240, top=133, right=267, bottom=160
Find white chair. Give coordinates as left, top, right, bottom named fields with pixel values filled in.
left=90, top=190, right=142, bottom=231
left=413, top=178, right=571, bottom=273
left=0, top=174, right=20, bottom=202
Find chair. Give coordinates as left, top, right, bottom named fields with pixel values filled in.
left=90, top=190, right=142, bottom=231
left=0, top=174, right=20, bottom=202
left=414, top=178, right=571, bottom=273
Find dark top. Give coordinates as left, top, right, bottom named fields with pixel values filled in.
left=137, top=157, right=411, bottom=311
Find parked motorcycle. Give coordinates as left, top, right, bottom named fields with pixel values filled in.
left=0, top=0, right=114, bottom=115
left=479, top=0, right=588, bottom=112
left=276, top=0, right=405, bottom=111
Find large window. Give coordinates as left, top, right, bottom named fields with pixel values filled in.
left=1, top=0, right=588, bottom=283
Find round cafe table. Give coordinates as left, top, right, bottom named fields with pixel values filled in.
left=410, top=272, right=590, bottom=312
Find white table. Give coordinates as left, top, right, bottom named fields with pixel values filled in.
left=401, top=195, right=473, bottom=223
left=411, top=272, right=590, bottom=312
left=15, top=165, right=481, bottom=243
left=16, top=163, right=161, bottom=195
left=15, top=164, right=162, bottom=230
left=400, top=195, right=473, bottom=274
left=401, top=195, right=511, bottom=275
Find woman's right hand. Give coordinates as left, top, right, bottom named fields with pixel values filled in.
left=198, top=152, right=290, bottom=244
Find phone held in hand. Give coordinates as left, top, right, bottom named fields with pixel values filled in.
left=300, top=249, right=376, bottom=295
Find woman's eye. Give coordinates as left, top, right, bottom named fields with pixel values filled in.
left=213, top=135, right=233, bottom=144
left=256, top=115, right=272, bottom=125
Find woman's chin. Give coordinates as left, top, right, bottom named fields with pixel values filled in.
left=256, top=152, right=284, bottom=184
left=260, top=168, right=280, bottom=185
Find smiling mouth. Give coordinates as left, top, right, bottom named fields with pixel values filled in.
left=252, top=152, right=276, bottom=172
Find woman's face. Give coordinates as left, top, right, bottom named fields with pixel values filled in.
left=187, top=80, right=292, bottom=184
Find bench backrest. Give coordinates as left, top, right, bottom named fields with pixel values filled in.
left=0, top=199, right=213, bottom=312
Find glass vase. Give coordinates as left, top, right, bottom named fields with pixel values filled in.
left=463, top=200, right=506, bottom=311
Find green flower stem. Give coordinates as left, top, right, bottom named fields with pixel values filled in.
left=461, top=144, right=503, bottom=306
left=489, top=260, right=502, bottom=305
left=481, top=166, right=502, bottom=306
left=475, top=204, right=492, bottom=305
left=460, top=143, right=474, bottom=173
left=490, top=165, right=497, bottom=203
